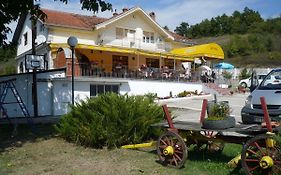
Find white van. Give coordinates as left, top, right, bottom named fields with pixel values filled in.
left=241, top=69, right=281, bottom=124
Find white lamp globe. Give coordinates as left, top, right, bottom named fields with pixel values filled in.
left=67, top=36, right=78, bottom=47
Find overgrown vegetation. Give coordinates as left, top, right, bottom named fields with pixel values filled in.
left=174, top=7, right=281, bottom=67
left=0, top=46, right=16, bottom=75
left=55, top=93, right=164, bottom=148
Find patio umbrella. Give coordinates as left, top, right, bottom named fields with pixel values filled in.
left=213, top=62, right=234, bottom=69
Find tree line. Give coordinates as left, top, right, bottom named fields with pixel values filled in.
left=174, top=7, right=281, bottom=38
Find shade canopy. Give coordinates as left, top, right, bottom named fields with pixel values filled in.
left=213, top=62, right=234, bottom=69
left=49, top=43, right=194, bottom=61
left=170, top=43, right=224, bottom=60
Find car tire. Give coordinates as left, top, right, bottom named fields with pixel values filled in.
left=202, top=116, right=236, bottom=130
left=240, top=82, right=247, bottom=88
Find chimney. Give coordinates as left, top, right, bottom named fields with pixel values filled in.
left=122, top=8, right=129, bottom=13
left=149, top=12, right=156, bottom=21
left=113, top=9, right=118, bottom=17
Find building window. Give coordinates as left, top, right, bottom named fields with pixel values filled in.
left=19, top=62, right=24, bottom=73
left=39, top=23, right=44, bottom=32
left=116, top=27, right=135, bottom=39
left=143, top=31, right=154, bottom=43
left=150, top=34, right=154, bottom=43
left=90, top=84, right=119, bottom=97
left=24, top=32, right=28, bottom=45
left=116, top=28, right=124, bottom=39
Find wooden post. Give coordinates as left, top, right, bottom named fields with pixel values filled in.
left=162, top=104, right=177, bottom=132
left=260, top=97, right=273, bottom=132
left=200, top=99, right=208, bottom=124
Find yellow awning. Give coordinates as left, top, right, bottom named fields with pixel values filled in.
left=49, top=43, right=194, bottom=61
left=170, top=43, right=224, bottom=60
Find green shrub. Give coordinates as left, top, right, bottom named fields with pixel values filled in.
left=239, top=68, right=251, bottom=80
left=55, top=93, right=164, bottom=148
left=177, top=91, right=192, bottom=97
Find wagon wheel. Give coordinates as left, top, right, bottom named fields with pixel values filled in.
left=241, top=134, right=281, bottom=175
left=196, top=131, right=225, bottom=153
left=156, top=131, right=188, bottom=168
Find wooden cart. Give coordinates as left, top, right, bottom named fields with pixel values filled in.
left=154, top=97, right=281, bottom=175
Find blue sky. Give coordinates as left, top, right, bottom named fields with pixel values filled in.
left=7, top=0, right=281, bottom=41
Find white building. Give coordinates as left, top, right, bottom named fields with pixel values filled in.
left=0, top=7, right=223, bottom=119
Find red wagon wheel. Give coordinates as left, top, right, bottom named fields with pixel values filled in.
left=156, top=131, right=187, bottom=168
left=241, top=134, right=281, bottom=175
left=196, top=131, right=225, bottom=153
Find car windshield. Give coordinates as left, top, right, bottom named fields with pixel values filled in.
left=258, top=69, right=281, bottom=90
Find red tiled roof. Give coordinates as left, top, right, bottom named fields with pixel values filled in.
left=42, top=9, right=108, bottom=30
left=166, top=30, right=192, bottom=44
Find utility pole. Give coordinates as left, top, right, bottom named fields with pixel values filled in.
left=31, top=3, right=38, bottom=118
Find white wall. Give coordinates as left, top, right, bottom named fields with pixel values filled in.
left=120, top=80, right=203, bottom=97
left=48, top=27, right=97, bottom=46
left=0, top=70, right=66, bottom=118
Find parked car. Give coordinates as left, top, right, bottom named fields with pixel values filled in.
left=241, top=69, right=281, bottom=124
left=239, top=74, right=267, bottom=88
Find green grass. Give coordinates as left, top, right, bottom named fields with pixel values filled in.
left=0, top=124, right=246, bottom=175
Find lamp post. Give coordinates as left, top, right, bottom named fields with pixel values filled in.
left=67, top=36, right=78, bottom=105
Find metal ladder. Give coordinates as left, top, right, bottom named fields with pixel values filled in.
left=0, top=79, right=35, bottom=132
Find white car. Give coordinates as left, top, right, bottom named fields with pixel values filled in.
left=239, top=74, right=267, bottom=88
left=241, top=69, right=281, bottom=124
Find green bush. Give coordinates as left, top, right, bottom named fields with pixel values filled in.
left=239, top=68, right=251, bottom=80
left=177, top=91, right=193, bottom=97
left=55, top=93, right=164, bottom=148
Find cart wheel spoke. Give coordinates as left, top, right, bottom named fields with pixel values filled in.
left=173, top=155, right=178, bottom=166
left=174, top=153, right=182, bottom=161
left=248, top=165, right=260, bottom=172
left=247, top=148, right=262, bottom=158
left=253, top=141, right=266, bottom=156
left=245, top=158, right=260, bottom=162
left=160, top=139, right=167, bottom=146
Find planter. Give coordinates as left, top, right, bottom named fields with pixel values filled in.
left=207, top=101, right=229, bottom=116
left=202, top=116, right=236, bottom=130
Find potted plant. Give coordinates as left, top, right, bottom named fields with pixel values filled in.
left=202, top=101, right=236, bottom=130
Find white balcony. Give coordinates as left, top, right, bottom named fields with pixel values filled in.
left=99, top=36, right=171, bottom=52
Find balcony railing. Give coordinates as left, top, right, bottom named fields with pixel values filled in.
left=99, top=37, right=171, bottom=52
left=66, top=62, right=193, bottom=82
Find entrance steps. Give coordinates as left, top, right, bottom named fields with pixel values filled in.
left=203, top=83, right=232, bottom=96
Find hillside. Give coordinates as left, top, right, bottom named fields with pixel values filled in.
left=192, top=34, right=281, bottom=68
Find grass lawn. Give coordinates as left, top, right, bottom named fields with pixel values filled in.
left=0, top=124, right=245, bottom=175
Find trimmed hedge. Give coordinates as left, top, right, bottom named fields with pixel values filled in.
left=55, top=93, right=164, bottom=148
